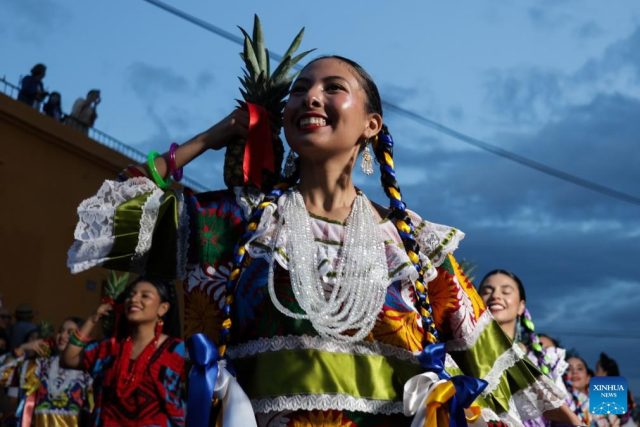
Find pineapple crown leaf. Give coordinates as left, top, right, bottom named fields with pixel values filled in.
left=252, top=15, right=268, bottom=73
left=282, top=27, right=306, bottom=61
left=241, top=35, right=260, bottom=79
left=265, top=49, right=271, bottom=79
left=290, top=49, right=316, bottom=69
left=105, top=270, right=129, bottom=299
left=270, top=55, right=293, bottom=85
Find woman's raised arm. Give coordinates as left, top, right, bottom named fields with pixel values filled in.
left=131, top=108, right=249, bottom=180
left=61, top=303, right=112, bottom=369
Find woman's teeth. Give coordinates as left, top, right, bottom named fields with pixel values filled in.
left=299, top=116, right=326, bottom=128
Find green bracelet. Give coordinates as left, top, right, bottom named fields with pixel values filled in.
left=146, top=150, right=171, bottom=189
left=69, top=332, right=88, bottom=348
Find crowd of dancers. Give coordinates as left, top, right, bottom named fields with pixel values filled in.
left=1, top=54, right=637, bottom=426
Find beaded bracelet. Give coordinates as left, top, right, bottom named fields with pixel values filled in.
left=168, top=143, right=184, bottom=182
left=146, top=150, right=172, bottom=189
left=69, top=330, right=90, bottom=348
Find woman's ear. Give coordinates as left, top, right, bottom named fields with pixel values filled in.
left=363, top=112, right=382, bottom=139
left=517, top=300, right=526, bottom=317
left=157, top=302, right=169, bottom=318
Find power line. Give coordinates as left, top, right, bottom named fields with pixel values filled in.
left=141, top=0, right=640, bottom=207
left=546, top=330, right=640, bottom=340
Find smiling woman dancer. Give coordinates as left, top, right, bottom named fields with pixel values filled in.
left=68, top=56, right=579, bottom=426
left=479, top=270, right=577, bottom=426
left=61, top=277, right=185, bottom=427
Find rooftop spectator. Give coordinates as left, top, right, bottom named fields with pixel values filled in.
left=65, top=89, right=100, bottom=134
left=17, top=63, right=48, bottom=109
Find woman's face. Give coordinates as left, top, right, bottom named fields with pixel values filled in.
left=55, top=320, right=79, bottom=352
left=283, top=58, right=380, bottom=162
left=568, top=357, right=590, bottom=392
left=124, top=281, right=168, bottom=325
left=479, top=273, right=525, bottom=327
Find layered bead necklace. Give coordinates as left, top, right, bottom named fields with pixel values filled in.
left=267, top=189, right=389, bottom=342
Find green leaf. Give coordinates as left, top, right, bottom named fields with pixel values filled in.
left=252, top=15, right=267, bottom=73
left=282, top=27, right=305, bottom=60
left=265, top=49, right=271, bottom=80
left=271, top=55, right=293, bottom=83
left=243, top=37, right=260, bottom=79
left=290, top=48, right=316, bottom=68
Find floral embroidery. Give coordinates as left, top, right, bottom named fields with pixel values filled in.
left=288, top=410, right=356, bottom=427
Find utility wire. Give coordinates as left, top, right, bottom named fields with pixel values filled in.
left=142, top=0, right=640, bottom=207
left=546, top=330, right=640, bottom=340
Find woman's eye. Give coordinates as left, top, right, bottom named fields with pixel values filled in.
left=290, top=85, right=305, bottom=94
left=326, top=83, right=345, bottom=92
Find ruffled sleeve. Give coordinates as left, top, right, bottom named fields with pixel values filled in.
left=67, top=177, right=189, bottom=279
left=425, top=252, right=564, bottom=423
left=0, top=352, right=24, bottom=387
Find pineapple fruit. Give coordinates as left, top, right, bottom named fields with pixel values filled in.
left=223, top=14, right=313, bottom=190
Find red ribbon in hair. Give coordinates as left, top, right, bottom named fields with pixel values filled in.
left=243, top=102, right=274, bottom=188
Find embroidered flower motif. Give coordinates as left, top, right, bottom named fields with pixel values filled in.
left=196, top=203, right=243, bottom=266
left=185, top=263, right=230, bottom=309
left=288, top=410, right=355, bottom=427
left=184, top=287, right=222, bottom=342
left=372, top=282, right=423, bottom=352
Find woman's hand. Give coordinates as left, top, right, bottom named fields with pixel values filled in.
left=200, top=108, right=249, bottom=151
left=17, top=339, right=50, bottom=357
left=91, top=303, right=113, bottom=324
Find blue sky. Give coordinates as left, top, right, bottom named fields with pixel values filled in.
left=3, top=0, right=640, bottom=391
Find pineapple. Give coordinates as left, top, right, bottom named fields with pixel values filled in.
left=101, top=270, right=129, bottom=337
left=224, top=14, right=314, bottom=190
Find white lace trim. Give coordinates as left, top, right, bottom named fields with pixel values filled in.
left=176, top=191, right=189, bottom=280
left=133, top=187, right=164, bottom=259
left=67, top=177, right=158, bottom=273
left=252, top=394, right=403, bottom=415
left=480, top=343, right=525, bottom=396
left=510, top=375, right=565, bottom=421
left=445, top=309, right=494, bottom=352
left=410, top=212, right=465, bottom=268
left=227, top=335, right=419, bottom=364
left=495, top=398, right=526, bottom=427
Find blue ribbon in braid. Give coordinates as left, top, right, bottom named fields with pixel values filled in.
left=374, top=126, right=439, bottom=343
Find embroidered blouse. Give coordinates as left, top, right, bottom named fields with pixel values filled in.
left=0, top=352, right=92, bottom=427
left=68, top=178, right=566, bottom=426
left=81, top=336, right=186, bottom=427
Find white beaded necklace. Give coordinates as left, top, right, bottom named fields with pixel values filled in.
left=267, top=189, right=389, bottom=342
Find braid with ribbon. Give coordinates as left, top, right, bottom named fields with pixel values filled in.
left=373, top=125, right=439, bottom=344
left=218, top=164, right=300, bottom=358
left=521, top=308, right=552, bottom=376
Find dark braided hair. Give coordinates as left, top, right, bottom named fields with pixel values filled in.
left=218, top=167, right=300, bottom=358
left=479, top=270, right=551, bottom=375
left=373, top=126, right=439, bottom=343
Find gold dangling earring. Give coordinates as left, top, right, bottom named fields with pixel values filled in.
left=360, top=139, right=374, bottom=175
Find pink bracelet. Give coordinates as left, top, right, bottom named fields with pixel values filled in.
left=168, top=142, right=184, bottom=182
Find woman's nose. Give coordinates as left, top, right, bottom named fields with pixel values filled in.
left=304, top=86, right=323, bottom=108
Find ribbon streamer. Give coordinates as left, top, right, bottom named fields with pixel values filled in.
left=404, top=343, right=488, bottom=427
left=187, top=333, right=257, bottom=427
left=187, top=334, right=220, bottom=427
left=243, top=102, right=274, bottom=189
